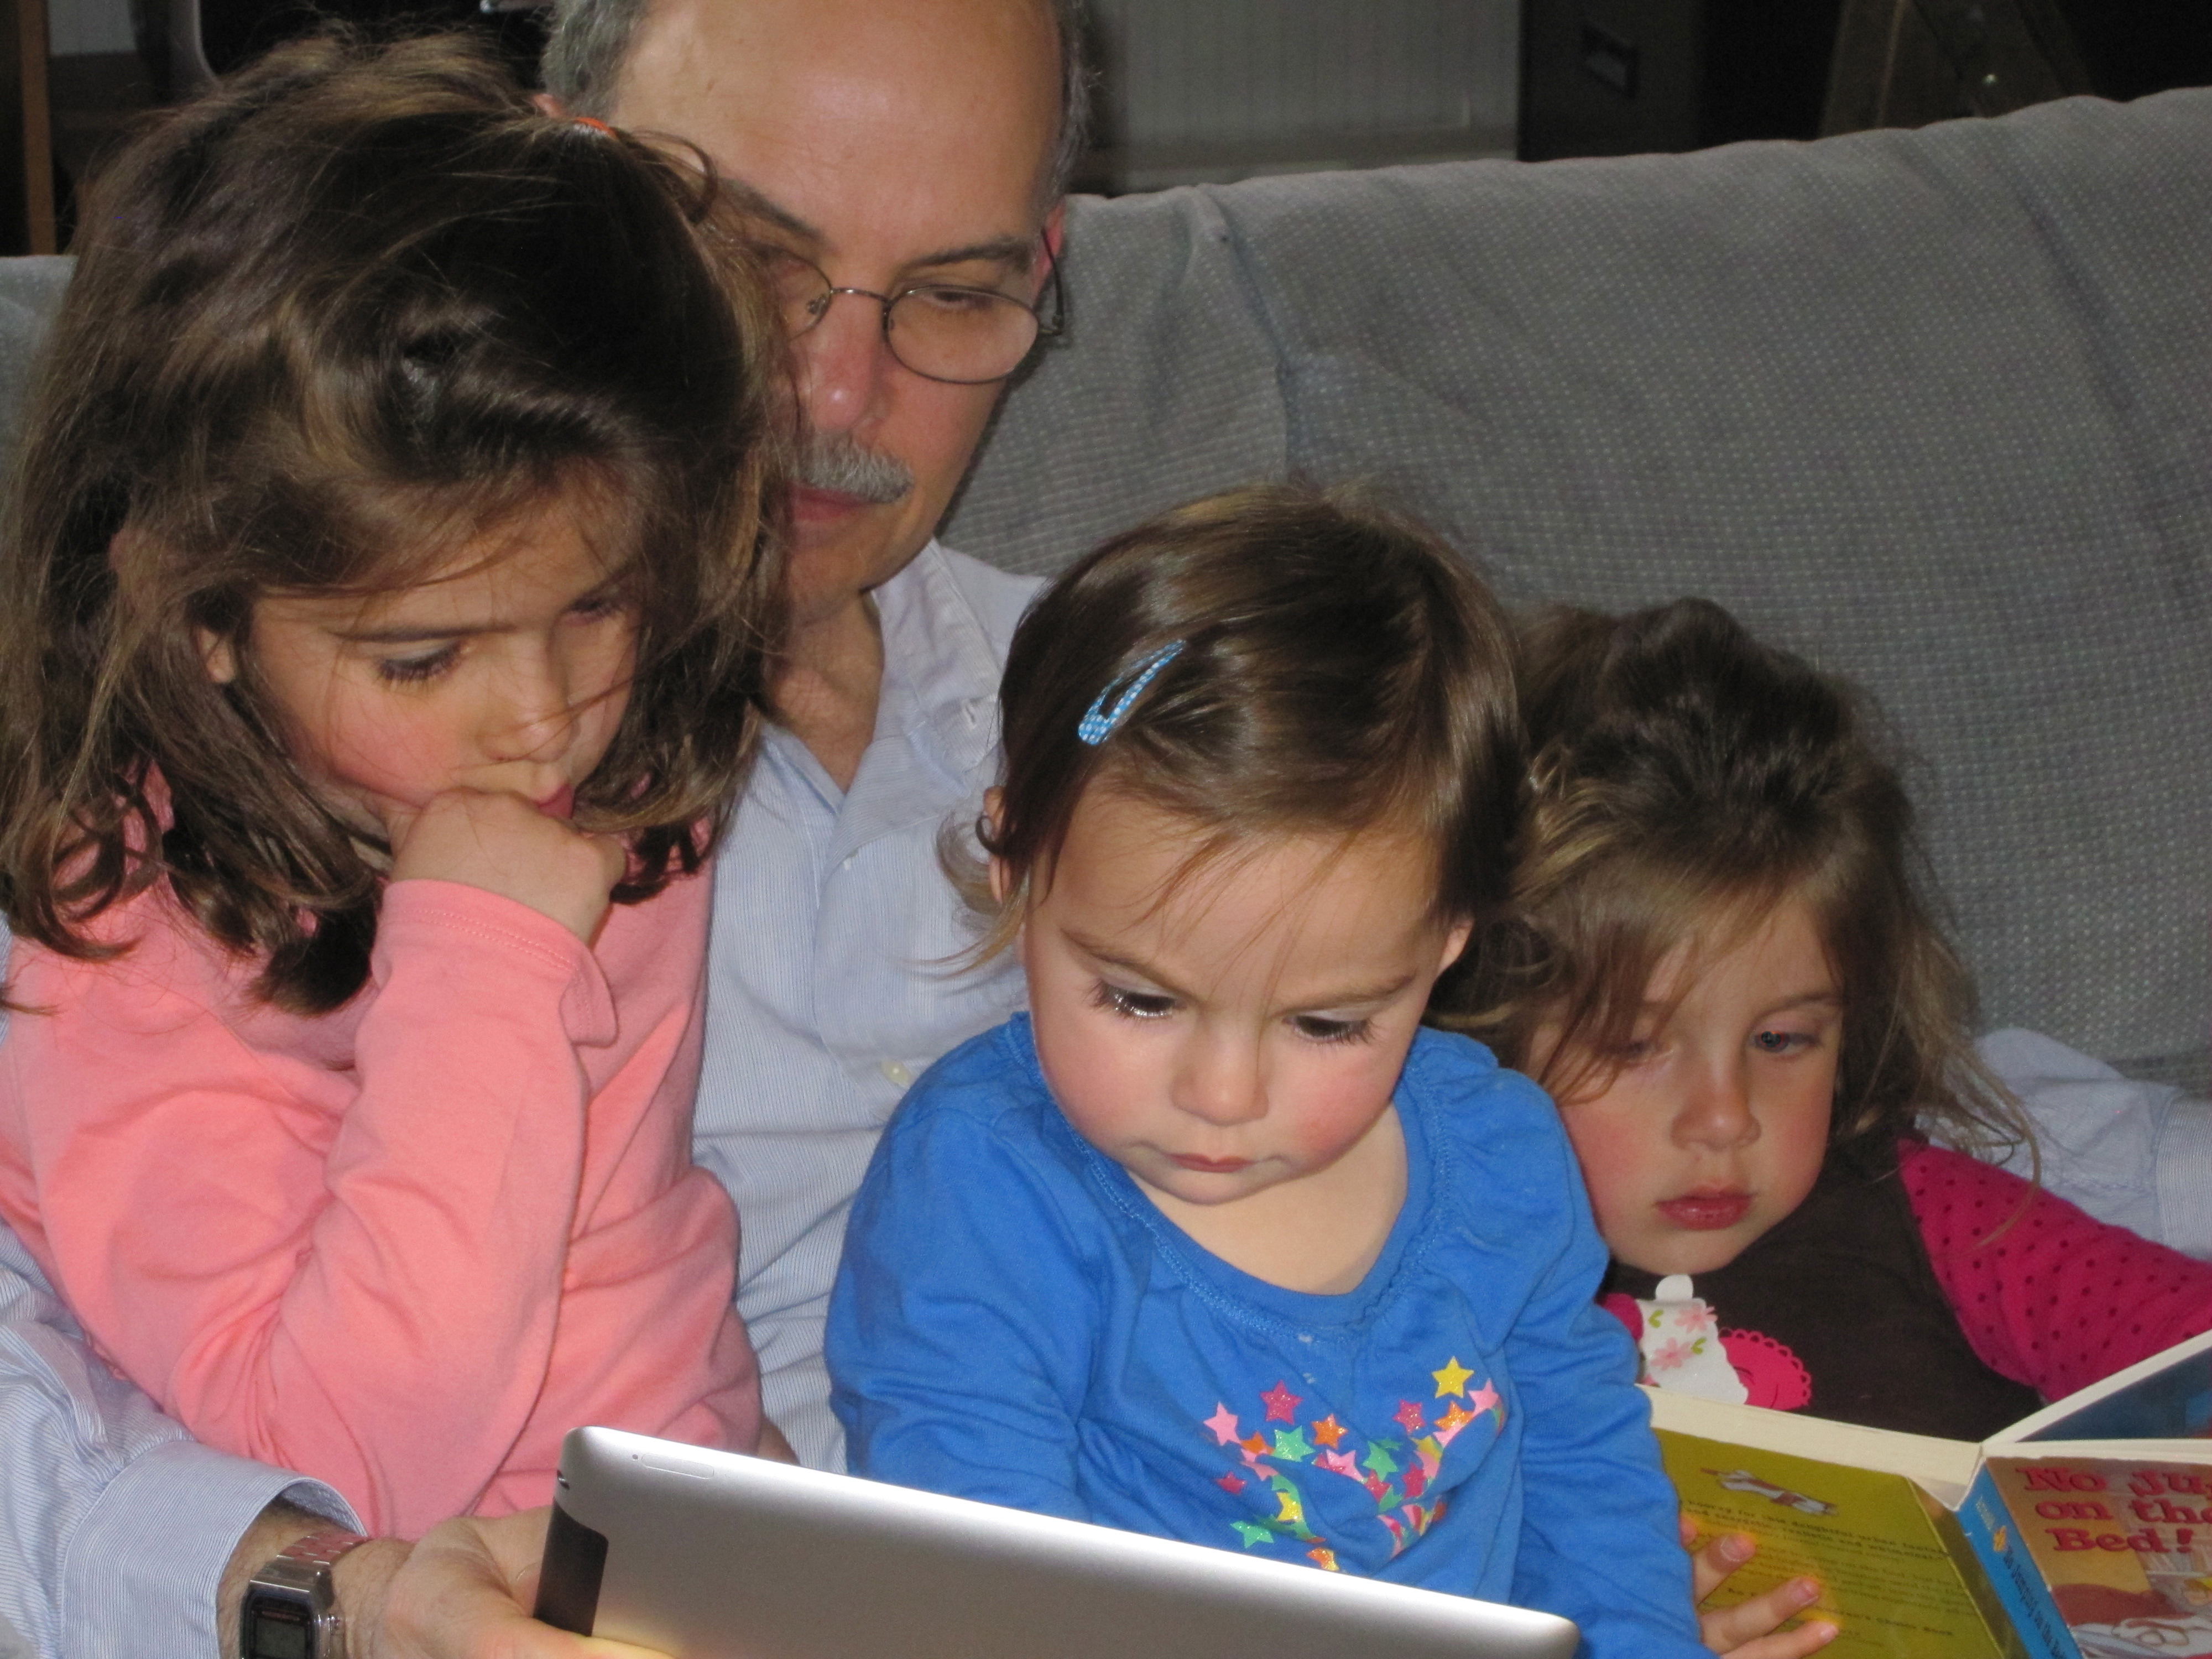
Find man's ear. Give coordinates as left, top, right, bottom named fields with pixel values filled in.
left=1036, top=202, right=1066, bottom=299
left=196, top=627, right=239, bottom=686
left=531, top=91, right=568, bottom=117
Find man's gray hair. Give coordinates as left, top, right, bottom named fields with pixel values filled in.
left=541, top=0, right=1093, bottom=206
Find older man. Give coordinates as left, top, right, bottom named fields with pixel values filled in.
left=0, top=0, right=1073, bottom=1654
left=583, top=0, right=1074, bottom=1474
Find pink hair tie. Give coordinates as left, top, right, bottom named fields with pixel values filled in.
left=570, top=116, right=617, bottom=137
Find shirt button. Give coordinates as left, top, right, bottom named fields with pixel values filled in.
left=880, top=1060, right=914, bottom=1088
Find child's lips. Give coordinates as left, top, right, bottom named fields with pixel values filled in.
left=537, top=784, right=576, bottom=819
left=1657, top=1190, right=1753, bottom=1230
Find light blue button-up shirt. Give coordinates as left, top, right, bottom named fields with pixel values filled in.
left=0, top=539, right=1037, bottom=1658
left=696, top=541, right=1036, bottom=1469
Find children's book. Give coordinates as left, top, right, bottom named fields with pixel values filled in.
left=1645, top=1327, right=2212, bottom=1659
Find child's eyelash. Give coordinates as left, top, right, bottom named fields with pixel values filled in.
left=1091, top=982, right=1175, bottom=1021
left=1292, top=1014, right=1375, bottom=1046
left=375, top=646, right=460, bottom=685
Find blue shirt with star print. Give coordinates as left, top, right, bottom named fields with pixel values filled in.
left=827, top=1018, right=1709, bottom=1658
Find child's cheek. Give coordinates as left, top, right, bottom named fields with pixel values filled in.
left=1554, top=1103, right=1652, bottom=1243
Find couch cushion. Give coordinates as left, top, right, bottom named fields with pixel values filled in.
left=950, top=91, right=2212, bottom=1088
left=0, top=258, right=69, bottom=454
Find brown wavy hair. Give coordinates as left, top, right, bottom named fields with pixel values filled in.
left=0, top=28, right=787, bottom=1013
left=1439, top=598, right=2028, bottom=1159
left=959, top=484, right=1522, bottom=960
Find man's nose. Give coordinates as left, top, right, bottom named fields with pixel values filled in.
left=1171, top=1031, right=1269, bottom=1129
left=1672, top=1058, right=1759, bottom=1151
left=792, top=291, right=894, bottom=438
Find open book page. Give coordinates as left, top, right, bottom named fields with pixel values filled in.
left=1645, top=1386, right=1983, bottom=1500
left=1658, top=1429, right=2015, bottom=1658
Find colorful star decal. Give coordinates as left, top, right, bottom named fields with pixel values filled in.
left=1432, top=1356, right=1475, bottom=1399
left=1197, top=1371, right=1486, bottom=1570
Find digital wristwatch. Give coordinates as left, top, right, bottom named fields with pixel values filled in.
left=239, top=1528, right=371, bottom=1659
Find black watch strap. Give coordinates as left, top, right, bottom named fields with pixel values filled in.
left=240, top=1528, right=371, bottom=1659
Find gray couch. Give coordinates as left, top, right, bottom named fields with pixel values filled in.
left=954, top=89, right=2212, bottom=1094
left=2, top=87, right=2206, bottom=1091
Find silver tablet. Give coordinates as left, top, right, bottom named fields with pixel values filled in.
left=536, top=1426, right=1580, bottom=1659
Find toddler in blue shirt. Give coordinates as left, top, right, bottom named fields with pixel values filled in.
left=826, top=486, right=1708, bottom=1658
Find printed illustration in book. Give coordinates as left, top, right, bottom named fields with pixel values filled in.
left=1634, top=1282, right=2212, bottom=1659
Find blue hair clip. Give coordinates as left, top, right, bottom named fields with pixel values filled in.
left=1077, top=640, right=1185, bottom=746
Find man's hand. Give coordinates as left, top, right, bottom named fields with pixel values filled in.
left=385, top=790, right=628, bottom=945
left=354, top=1507, right=665, bottom=1659
left=222, top=1500, right=665, bottom=1659
left=1684, top=1516, right=1839, bottom=1658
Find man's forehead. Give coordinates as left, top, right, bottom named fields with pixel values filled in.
left=716, top=174, right=1042, bottom=275
left=609, top=0, right=1061, bottom=255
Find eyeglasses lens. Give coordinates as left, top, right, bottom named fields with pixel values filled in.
left=765, top=255, right=1044, bottom=385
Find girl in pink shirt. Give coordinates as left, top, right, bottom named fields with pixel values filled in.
left=1446, top=598, right=2212, bottom=1657
left=0, top=31, right=783, bottom=1536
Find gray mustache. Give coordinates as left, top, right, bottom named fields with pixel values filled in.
left=797, top=435, right=914, bottom=505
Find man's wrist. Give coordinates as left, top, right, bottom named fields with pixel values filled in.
left=330, top=1538, right=411, bottom=1659
left=219, top=1501, right=409, bottom=1659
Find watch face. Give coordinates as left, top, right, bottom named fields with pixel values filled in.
left=246, top=1598, right=313, bottom=1659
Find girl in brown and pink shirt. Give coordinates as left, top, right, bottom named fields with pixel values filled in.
left=1446, top=597, right=2212, bottom=1656
left=1451, top=597, right=2212, bottom=1445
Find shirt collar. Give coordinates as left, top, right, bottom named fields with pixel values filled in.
left=871, top=539, right=1005, bottom=780
left=757, top=539, right=1008, bottom=855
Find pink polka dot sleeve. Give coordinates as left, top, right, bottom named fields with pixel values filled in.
left=1900, top=1139, right=2212, bottom=1403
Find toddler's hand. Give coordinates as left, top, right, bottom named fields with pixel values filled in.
left=386, top=790, right=627, bottom=945
left=1685, top=1517, right=1838, bottom=1658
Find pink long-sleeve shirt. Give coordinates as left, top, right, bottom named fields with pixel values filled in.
left=1897, top=1139, right=2212, bottom=1400
left=0, top=869, right=760, bottom=1537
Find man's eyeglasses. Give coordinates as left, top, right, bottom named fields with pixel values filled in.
left=759, top=244, right=1065, bottom=386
